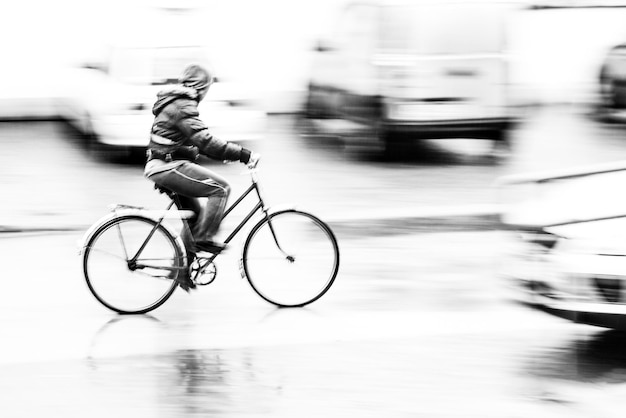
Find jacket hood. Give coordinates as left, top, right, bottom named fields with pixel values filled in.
left=152, top=85, right=198, bottom=116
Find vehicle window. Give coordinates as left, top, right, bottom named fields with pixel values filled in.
left=380, top=3, right=505, bottom=55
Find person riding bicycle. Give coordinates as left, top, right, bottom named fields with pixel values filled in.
left=145, top=64, right=259, bottom=291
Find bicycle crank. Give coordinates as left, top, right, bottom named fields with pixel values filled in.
left=190, top=259, right=217, bottom=286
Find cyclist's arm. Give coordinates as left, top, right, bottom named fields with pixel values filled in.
left=176, top=101, right=252, bottom=163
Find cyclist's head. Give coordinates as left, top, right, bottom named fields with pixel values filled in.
left=179, top=64, right=214, bottom=101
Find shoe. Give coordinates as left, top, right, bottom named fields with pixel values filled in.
left=195, top=240, right=228, bottom=254
left=176, top=267, right=196, bottom=292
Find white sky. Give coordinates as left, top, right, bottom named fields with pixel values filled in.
left=3, top=0, right=626, bottom=105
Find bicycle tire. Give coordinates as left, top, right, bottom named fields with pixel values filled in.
left=82, top=215, right=182, bottom=314
left=242, top=209, right=339, bottom=307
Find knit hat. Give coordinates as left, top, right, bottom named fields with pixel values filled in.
left=179, top=64, right=212, bottom=90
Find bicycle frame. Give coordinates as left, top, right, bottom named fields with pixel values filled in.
left=129, top=169, right=290, bottom=268
left=221, top=178, right=266, bottom=245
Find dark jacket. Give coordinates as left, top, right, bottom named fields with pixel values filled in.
left=148, top=85, right=251, bottom=163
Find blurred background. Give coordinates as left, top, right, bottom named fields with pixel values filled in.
left=4, top=0, right=626, bottom=116
left=7, top=0, right=626, bottom=416
left=4, top=0, right=626, bottom=233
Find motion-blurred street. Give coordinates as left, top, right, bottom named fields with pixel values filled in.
left=3, top=104, right=626, bottom=416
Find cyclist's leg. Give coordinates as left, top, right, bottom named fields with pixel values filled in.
left=147, top=163, right=222, bottom=290
left=149, top=166, right=196, bottom=262
left=149, top=161, right=231, bottom=246
left=176, top=194, right=201, bottom=258
left=172, top=163, right=230, bottom=245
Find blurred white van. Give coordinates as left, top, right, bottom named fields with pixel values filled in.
left=305, top=0, right=520, bottom=154
left=55, top=43, right=266, bottom=153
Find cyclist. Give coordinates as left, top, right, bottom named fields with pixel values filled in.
left=145, top=64, right=259, bottom=291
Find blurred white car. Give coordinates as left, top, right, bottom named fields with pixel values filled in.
left=0, top=67, right=62, bottom=120
left=56, top=44, right=266, bottom=151
left=499, top=161, right=626, bottom=330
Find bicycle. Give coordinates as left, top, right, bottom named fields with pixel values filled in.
left=79, top=159, right=340, bottom=314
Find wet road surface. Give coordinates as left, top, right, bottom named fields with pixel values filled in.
left=0, top=230, right=591, bottom=418
left=2, top=104, right=626, bottom=416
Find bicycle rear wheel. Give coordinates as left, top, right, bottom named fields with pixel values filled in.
left=82, top=215, right=182, bottom=314
left=242, top=210, right=339, bottom=307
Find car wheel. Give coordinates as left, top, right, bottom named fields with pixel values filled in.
left=304, top=83, right=320, bottom=119
left=381, top=130, right=412, bottom=161
left=599, top=65, right=617, bottom=110
left=489, top=130, right=512, bottom=161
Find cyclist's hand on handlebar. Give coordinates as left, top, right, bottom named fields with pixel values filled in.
left=247, top=152, right=261, bottom=169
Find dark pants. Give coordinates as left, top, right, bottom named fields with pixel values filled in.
left=148, top=162, right=230, bottom=256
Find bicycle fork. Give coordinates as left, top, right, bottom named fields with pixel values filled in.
left=223, top=179, right=295, bottom=264
left=252, top=180, right=295, bottom=262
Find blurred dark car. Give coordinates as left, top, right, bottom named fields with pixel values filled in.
left=303, top=0, right=520, bottom=154
left=599, top=43, right=626, bottom=120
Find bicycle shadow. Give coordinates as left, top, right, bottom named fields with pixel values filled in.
left=85, top=304, right=324, bottom=365
left=85, top=314, right=165, bottom=368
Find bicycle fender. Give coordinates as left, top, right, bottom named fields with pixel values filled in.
left=77, top=211, right=120, bottom=255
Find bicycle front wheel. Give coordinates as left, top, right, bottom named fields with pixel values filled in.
left=242, top=210, right=339, bottom=307
left=82, top=215, right=182, bottom=314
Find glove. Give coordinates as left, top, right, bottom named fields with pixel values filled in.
left=247, top=152, right=261, bottom=169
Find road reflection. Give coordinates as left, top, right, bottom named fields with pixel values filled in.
left=84, top=314, right=278, bottom=417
